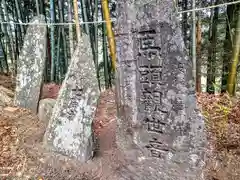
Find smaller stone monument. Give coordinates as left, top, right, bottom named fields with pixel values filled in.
left=44, top=33, right=100, bottom=162
left=14, top=15, right=47, bottom=113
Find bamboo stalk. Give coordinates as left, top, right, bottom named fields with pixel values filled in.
left=50, top=0, right=56, bottom=81
left=0, top=37, right=8, bottom=73
left=2, top=0, right=16, bottom=74
left=80, top=0, right=90, bottom=34
left=221, top=4, right=235, bottom=93
left=68, top=0, right=74, bottom=58
left=227, top=6, right=240, bottom=96
left=14, top=0, right=25, bottom=41
left=0, top=58, right=3, bottom=73
left=14, top=25, right=19, bottom=71
left=192, top=0, right=196, bottom=85
left=196, top=17, right=202, bottom=93
left=73, top=0, right=81, bottom=42
left=35, top=0, right=40, bottom=15
left=102, top=22, right=110, bottom=89
left=56, top=27, right=61, bottom=83
left=101, top=0, right=116, bottom=72
left=94, top=0, right=101, bottom=91
left=58, top=0, right=68, bottom=71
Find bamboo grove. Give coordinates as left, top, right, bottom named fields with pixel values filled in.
left=0, top=0, right=240, bottom=96
left=0, top=0, right=115, bottom=90
left=179, top=0, right=240, bottom=96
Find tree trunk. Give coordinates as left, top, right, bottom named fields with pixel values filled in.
left=207, top=0, right=219, bottom=94
left=192, top=0, right=196, bottom=86
left=196, top=17, right=202, bottom=92
left=182, top=0, right=188, bottom=48
left=221, top=4, right=235, bottom=93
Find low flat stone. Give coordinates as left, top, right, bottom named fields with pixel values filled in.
left=3, top=107, right=19, bottom=112
left=0, top=91, right=12, bottom=106
left=38, top=98, right=56, bottom=124
left=0, top=86, right=14, bottom=97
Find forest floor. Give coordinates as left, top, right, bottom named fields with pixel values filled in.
left=1, top=74, right=240, bottom=180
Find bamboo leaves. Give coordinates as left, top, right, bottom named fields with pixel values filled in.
left=0, top=0, right=114, bottom=90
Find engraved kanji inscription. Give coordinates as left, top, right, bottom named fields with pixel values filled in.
left=115, top=1, right=207, bottom=178
left=140, top=82, right=153, bottom=112
left=143, top=116, right=166, bottom=134
left=71, top=86, right=84, bottom=100
left=139, top=69, right=151, bottom=82
left=151, top=68, right=162, bottom=82
left=140, top=91, right=152, bottom=102
left=137, top=29, right=162, bottom=69
left=145, top=137, right=169, bottom=158
left=140, top=37, right=156, bottom=49
left=138, top=49, right=163, bottom=68
left=152, top=91, right=163, bottom=104
left=154, top=104, right=168, bottom=114
left=139, top=68, right=162, bottom=82
left=140, top=82, right=152, bottom=92
left=143, top=102, right=153, bottom=112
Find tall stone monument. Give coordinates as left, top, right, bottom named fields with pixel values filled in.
left=44, top=33, right=100, bottom=163
left=14, top=15, right=47, bottom=113
left=114, top=0, right=207, bottom=179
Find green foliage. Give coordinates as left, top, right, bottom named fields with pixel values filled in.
left=212, top=82, right=221, bottom=92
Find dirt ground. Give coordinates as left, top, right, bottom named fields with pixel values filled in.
left=1, top=74, right=240, bottom=180
left=0, top=74, right=125, bottom=180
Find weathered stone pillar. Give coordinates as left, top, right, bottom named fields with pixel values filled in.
left=44, top=33, right=100, bottom=162
left=14, top=15, right=47, bottom=113
left=114, top=0, right=207, bottom=179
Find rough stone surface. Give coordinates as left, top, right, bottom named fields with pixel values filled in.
left=0, top=90, right=12, bottom=106
left=38, top=98, right=56, bottom=123
left=114, top=0, right=207, bottom=179
left=44, top=33, right=100, bottom=162
left=14, top=15, right=47, bottom=113
left=0, top=86, right=14, bottom=106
